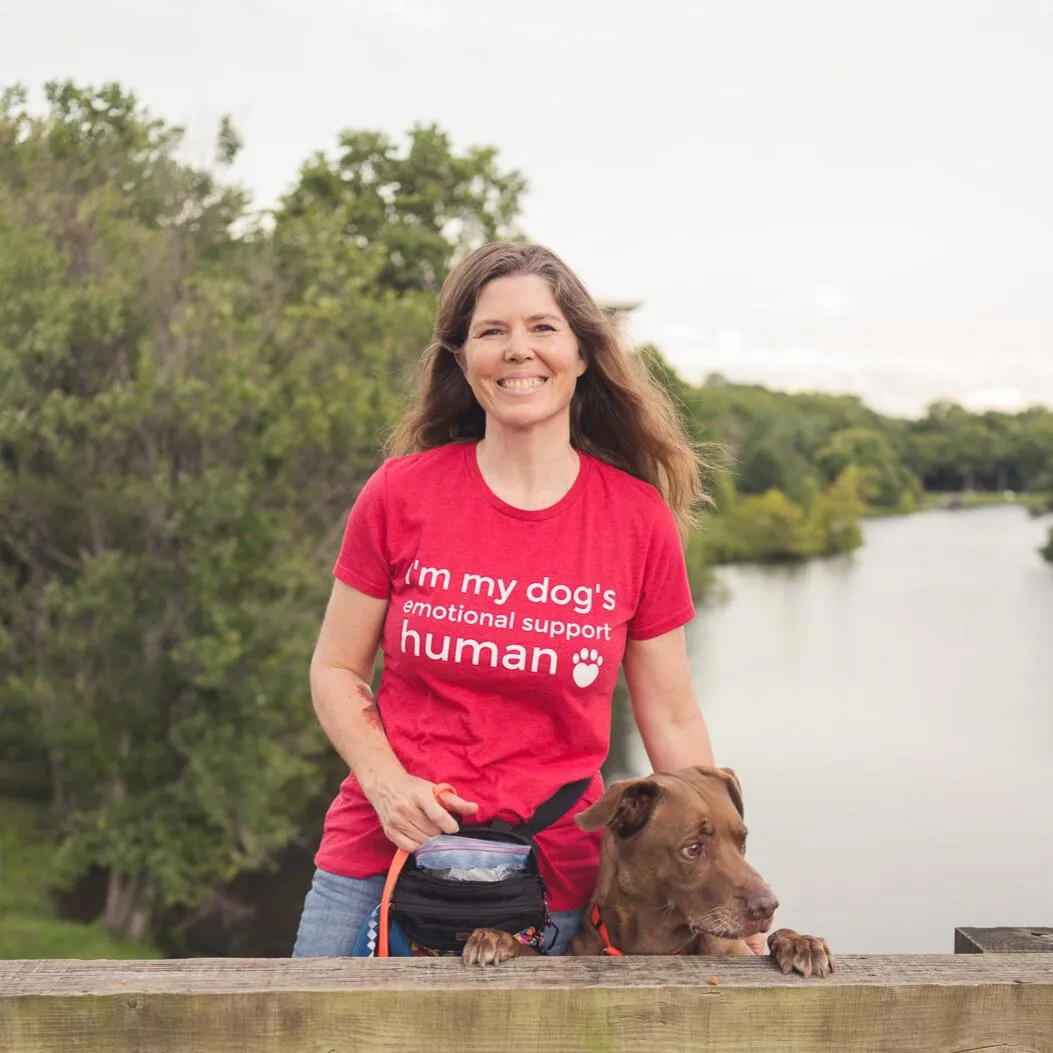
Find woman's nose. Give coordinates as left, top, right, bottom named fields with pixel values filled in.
left=504, top=326, right=535, bottom=360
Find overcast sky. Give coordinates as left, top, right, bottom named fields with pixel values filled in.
left=3, top=0, right=1051, bottom=417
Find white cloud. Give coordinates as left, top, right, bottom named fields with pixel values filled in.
left=813, top=286, right=849, bottom=318
left=715, top=327, right=746, bottom=354
left=750, top=286, right=851, bottom=319
left=655, top=336, right=1053, bottom=418
left=333, top=0, right=628, bottom=48
left=363, top=0, right=449, bottom=33
left=959, top=388, right=1029, bottom=413
left=5, top=0, right=1050, bottom=420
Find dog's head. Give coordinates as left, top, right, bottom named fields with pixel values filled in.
left=576, top=765, right=778, bottom=940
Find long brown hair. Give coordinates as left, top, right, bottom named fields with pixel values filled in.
left=386, top=242, right=707, bottom=532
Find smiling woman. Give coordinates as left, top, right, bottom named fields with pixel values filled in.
left=293, top=242, right=731, bottom=963
left=388, top=242, right=705, bottom=530
left=456, top=274, right=587, bottom=440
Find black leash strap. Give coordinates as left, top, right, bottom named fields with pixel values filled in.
left=525, top=776, right=592, bottom=834
left=485, top=776, right=591, bottom=837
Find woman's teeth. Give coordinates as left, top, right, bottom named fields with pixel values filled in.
left=499, top=378, right=544, bottom=390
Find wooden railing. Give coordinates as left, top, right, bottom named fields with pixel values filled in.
left=2, top=928, right=1051, bottom=1052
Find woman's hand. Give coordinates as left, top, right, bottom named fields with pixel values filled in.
left=367, top=773, right=479, bottom=852
left=745, top=932, right=767, bottom=956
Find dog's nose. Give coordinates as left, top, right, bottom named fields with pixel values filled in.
left=745, top=888, right=779, bottom=920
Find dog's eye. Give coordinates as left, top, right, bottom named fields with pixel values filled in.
left=682, top=841, right=703, bottom=860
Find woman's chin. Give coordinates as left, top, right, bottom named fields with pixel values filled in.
left=485, top=407, right=571, bottom=435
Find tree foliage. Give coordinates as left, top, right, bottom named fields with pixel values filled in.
left=275, top=123, right=525, bottom=297
left=0, top=81, right=524, bottom=939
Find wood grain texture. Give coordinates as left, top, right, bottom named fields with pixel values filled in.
left=956, top=926, right=1053, bottom=954
left=3, top=955, right=1052, bottom=1053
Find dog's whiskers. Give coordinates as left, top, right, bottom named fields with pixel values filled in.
left=691, top=904, right=746, bottom=937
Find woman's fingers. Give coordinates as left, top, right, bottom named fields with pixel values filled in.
left=744, top=932, right=767, bottom=955
left=387, top=827, right=423, bottom=853
left=419, top=792, right=461, bottom=835
left=440, top=793, right=480, bottom=818
left=386, top=789, right=458, bottom=846
left=384, top=809, right=438, bottom=850
left=375, top=777, right=481, bottom=850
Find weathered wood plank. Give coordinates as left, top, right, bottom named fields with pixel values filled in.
left=4, top=953, right=1053, bottom=993
left=2, top=955, right=1052, bottom=1053
left=955, top=925, right=1053, bottom=953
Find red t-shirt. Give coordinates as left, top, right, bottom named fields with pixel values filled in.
left=315, top=442, right=695, bottom=911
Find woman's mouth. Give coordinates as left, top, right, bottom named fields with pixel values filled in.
left=497, top=377, right=546, bottom=391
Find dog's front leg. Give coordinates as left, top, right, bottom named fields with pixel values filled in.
left=767, top=928, right=835, bottom=978
left=462, top=928, right=539, bottom=966
left=693, top=934, right=755, bottom=957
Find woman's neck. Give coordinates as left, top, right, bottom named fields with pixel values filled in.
left=475, top=423, right=580, bottom=511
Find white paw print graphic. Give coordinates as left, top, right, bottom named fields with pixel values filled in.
left=572, top=648, right=604, bottom=688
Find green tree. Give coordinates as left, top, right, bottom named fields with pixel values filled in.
left=1013, top=408, right=1053, bottom=494
left=815, top=426, right=921, bottom=510
left=810, top=465, right=866, bottom=553
left=275, top=123, right=526, bottom=297
left=0, top=81, right=525, bottom=941
left=706, top=489, right=817, bottom=563
left=0, top=82, right=321, bottom=938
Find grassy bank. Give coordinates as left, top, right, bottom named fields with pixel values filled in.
left=863, top=490, right=1040, bottom=519
left=0, top=799, right=161, bottom=959
left=920, top=490, right=1034, bottom=511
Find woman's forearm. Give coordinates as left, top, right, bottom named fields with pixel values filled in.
left=623, top=630, right=716, bottom=773
left=309, top=660, right=405, bottom=797
left=307, top=584, right=477, bottom=850
left=635, top=705, right=716, bottom=772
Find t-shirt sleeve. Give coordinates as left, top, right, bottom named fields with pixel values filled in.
left=332, top=463, right=392, bottom=600
left=627, top=500, right=696, bottom=641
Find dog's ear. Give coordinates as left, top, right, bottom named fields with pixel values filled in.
left=687, top=764, right=745, bottom=818
left=575, top=778, right=661, bottom=837
left=718, top=766, right=744, bottom=818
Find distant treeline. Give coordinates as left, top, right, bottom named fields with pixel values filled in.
left=642, top=353, right=1053, bottom=574
left=1, top=82, right=1051, bottom=958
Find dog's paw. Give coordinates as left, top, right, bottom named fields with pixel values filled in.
left=462, top=928, right=524, bottom=967
left=767, top=928, right=834, bottom=978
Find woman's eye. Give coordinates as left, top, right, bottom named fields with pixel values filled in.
left=534, top=324, right=555, bottom=333
left=479, top=328, right=501, bottom=337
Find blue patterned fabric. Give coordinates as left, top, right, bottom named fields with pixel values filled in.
left=351, top=905, right=420, bottom=957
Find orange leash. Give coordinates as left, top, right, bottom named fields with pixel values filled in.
left=591, top=903, right=686, bottom=957
left=591, top=904, right=625, bottom=957
left=377, top=782, right=457, bottom=958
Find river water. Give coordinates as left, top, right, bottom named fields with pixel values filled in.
left=618, top=505, right=1053, bottom=954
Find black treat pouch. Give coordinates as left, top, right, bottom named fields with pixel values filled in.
left=390, top=827, right=548, bottom=952
left=383, top=778, right=590, bottom=955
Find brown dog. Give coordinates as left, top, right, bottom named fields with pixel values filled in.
left=463, top=765, right=833, bottom=976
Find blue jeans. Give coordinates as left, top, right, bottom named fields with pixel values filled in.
left=292, top=867, right=584, bottom=957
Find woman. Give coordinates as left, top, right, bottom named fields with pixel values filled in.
left=293, top=242, right=717, bottom=957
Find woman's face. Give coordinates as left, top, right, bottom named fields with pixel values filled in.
left=458, top=274, right=586, bottom=438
